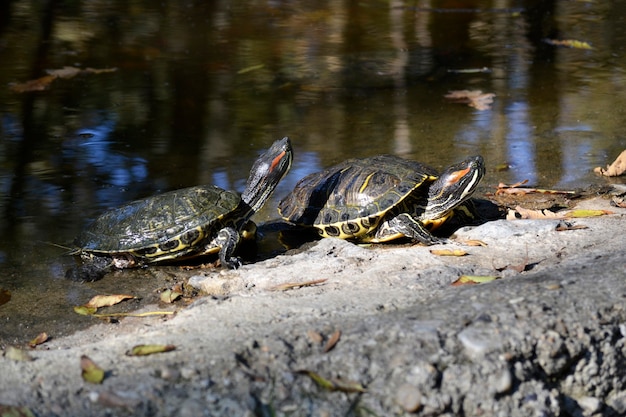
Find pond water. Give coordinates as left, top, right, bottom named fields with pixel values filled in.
left=1, top=0, right=625, bottom=345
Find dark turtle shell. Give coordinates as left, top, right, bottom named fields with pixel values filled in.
left=75, top=185, right=246, bottom=266
left=278, top=155, right=438, bottom=240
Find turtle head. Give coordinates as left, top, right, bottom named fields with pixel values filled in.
left=423, top=155, right=485, bottom=220
left=242, top=137, right=293, bottom=212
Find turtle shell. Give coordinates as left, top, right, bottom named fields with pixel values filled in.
left=278, top=155, right=438, bottom=240
left=75, top=185, right=244, bottom=265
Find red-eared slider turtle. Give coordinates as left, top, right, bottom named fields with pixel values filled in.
left=278, top=154, right=484, bottom=244
left=73, top=137, right=293, bottom=277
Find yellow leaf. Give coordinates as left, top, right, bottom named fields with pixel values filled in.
left=160, top=289, right=182, bottom=304
left=28, top=332, right=49, bottom=348
left=565, top=209, right=613, bottom=218
left=296, top=370, right=366, bottom=393
left=80, top=355, right=105, bottom=384
left=73, top=305, right=98, bottom=316
left=126, top=344, right=176, bottom=356
left=451, top=275, right=500, bottom=286
left=430, top=249, right=468, bottom=256
left=85, top=294, right=136, bottom=309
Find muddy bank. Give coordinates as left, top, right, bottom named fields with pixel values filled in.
left=1, top=197, right=625, bottom=416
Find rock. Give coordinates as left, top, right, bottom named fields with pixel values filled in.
left=396, top=383, right=422, bottom=412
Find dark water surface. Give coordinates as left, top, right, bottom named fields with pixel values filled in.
left=1, top=0, right=625, bottom=344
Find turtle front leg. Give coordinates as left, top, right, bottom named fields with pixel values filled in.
left=375, top=213, right=446, bottom=245
left=215, top=226, right=243, bottom=268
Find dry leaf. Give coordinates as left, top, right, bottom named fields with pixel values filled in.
left=543, top=38, right=593, bottom=49
left=444, top=90, right=495, bottom=110
left=508, top=206, right=613, bottom=220
left=126, top=344, right=176, bottom=356
left=10, top=67, right=117, bottom=93
left=507, top=206, right=561, bottom=220
left=85, top=294, right=136, bottom=309
left=296, top=370, right=366, bottom=393
left=495, top=181, right=576, bottom=196
left=307, top=330, right=323, bottom=344
left=594, top=150, right=626, bottom=177
left=0, top=288, right=10, bottom=307
left=80, top=355, right=105, bottom=384
left=462, top=239, right=488, bottom=247
left=269, top=278, right=327, bottom=291
left=430, top=249, right=468, bottom=256
left=28, top=332, right=49, bottom=348
left=323, top=330, right=341, bottom=353
left=451, top=275, right=500, bottom=286
left=555, top=222, right=588, bottom=231
left=4, top=346, right=34, bottom=362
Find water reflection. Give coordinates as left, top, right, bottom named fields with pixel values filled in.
left=0, top=0, right=625, bottom=343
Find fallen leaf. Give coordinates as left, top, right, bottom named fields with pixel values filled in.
left=0, top=405, right=37, bottom=417
left=9, top=75, right=57, bottom=92
left=269, top=278, right=328, bottom=291
left=566, top=209, right=613, bottom=218
left=74, top=305, right=98, bottom=316
left=506, top=206, right=561, bottom=220
left=430, top=249, right=468, bottom=256
left=451, top=275, right=500, bottom=286
left=306, top=330, right=323, bottom=344
left=160, top=289, right=182, bottom=304
left=612, top=196, right=626, bottom=208
left=462, top=239, right=488, bottom=247
left=80, top=355, right=105, bottom=384
left=297, top=370, right=366, bottom=393
left=543, top=38, right=593, bottom=49
left=507, top=206, right=613, bottom=220
left=85, top=294, right=136, bottom=309
left=594, top=150, right=626, bottom=177
left=126, top=344, right=176, bottom=356
left=555, top=222, right=588, bottom=231
left=10, top=67, right=117, bottom=93
left=0, top=288, right=10, bottom=307
left=28, top=332, right=49, bottom=348
left=323, top=330, right=341, bottom=353
left=495, top=181, right=576, bottom=196
left=4, top=346, right=34, bottom=362
left=444, top=90, right=495, bottom=110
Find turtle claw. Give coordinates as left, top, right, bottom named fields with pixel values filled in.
left=221, top=256, right=243, bottom=269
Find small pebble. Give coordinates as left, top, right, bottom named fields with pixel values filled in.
left=577, top=396, right=601, bottom=414
left=396, top=383, right=422, bottom=412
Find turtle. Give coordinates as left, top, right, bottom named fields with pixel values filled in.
left=72, top=137, right=293, bottom=276
left=278, top=154, right=484, bottom=244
